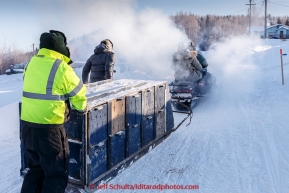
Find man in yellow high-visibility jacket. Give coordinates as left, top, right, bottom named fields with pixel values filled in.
left=20, top=30, right=87, bottom=193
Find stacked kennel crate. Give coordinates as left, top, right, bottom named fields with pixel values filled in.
left=20, top=79, right=174, bottom=190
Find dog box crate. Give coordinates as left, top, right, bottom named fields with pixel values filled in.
left=19, top=79, right=174, bottom=192
left=155, top=83, right=166, bottom=139
left=125, top=92, right=142, bottom=156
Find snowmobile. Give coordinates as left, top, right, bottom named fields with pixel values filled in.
left=169, top=70, right=216, bottom=113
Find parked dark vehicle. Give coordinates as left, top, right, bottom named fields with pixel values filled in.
left=5, top=62, right=27, bottom=75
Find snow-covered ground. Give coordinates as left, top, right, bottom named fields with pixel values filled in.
left=1, top=38, right=289, bottom=193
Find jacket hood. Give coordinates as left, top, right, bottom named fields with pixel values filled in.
left=94, top=43, right=113, bottom=54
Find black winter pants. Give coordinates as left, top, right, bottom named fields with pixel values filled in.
left=20, top=125, right=69, bottom=193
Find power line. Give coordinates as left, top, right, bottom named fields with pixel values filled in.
left=229, top=3, right=264, bottom=16
left=255, top=0, right=264, bottom=4
left=268, top=1, right=289, bottom=7
left=227, top=1, right=263, bottom=15
left=229, top=8, right=248, bottom=15
left=257, top=2, right=264, bottom=16
left=220, top=1, right=286, bottom=16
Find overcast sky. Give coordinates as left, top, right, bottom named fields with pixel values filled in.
left=0, top=0, right=288, bottom=51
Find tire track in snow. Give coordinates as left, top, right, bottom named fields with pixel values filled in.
left=167, top=91, right=252, bottom=193
left=245, top=74, right=289, bottom=193
left=209, top=99, right=245, bottom=192
left=234, top=96, right=253, bottom=192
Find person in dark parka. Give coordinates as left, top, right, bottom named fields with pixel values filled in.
left=82, top=39, right=116, bottom=83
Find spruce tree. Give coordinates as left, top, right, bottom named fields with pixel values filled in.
left=285, top=18, right=289, bottom=26
left=277, top=17, right=282, bottom=24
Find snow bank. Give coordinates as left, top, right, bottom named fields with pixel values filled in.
left=0, top=102, right=20, bottom=141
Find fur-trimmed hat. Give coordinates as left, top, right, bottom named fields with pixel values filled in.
left=39, top=30, right=70, bottom=58
left=188, top=41, right=196, bottom=51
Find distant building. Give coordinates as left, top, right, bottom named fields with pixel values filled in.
left=275, top=26, right=289, bottom=39
left=259, top=24, right=289, bottom=39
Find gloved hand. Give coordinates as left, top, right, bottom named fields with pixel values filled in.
left=191, top=51, right=198, bottom=58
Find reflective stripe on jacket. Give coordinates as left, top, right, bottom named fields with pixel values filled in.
left=21, top=48, right=87, bottom=124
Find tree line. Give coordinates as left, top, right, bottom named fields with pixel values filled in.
left=171, top=11, right=289, bottom=50
left=0, top=46, right=34, bottom=75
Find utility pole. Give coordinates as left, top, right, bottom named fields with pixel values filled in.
left=264, top=0, right=268, bottom=38
left=246, top=0, right=256, bottom=35
left=32, top=43, right=35, bottom=53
